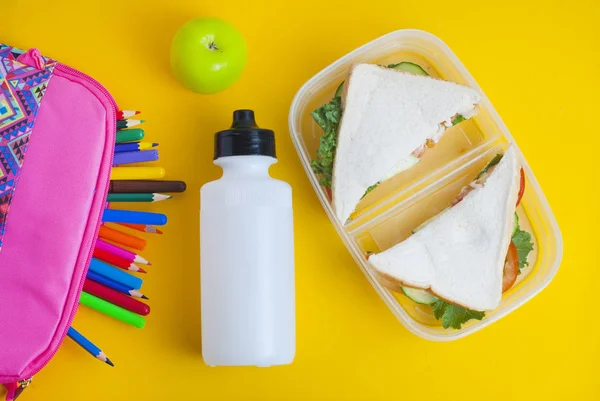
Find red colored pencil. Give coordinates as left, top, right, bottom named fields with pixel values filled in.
left=93, top=248, right=147, bottom=273
left=83, top=279, right=150, bottom=316
left=116, top=110, right=140, bottom=120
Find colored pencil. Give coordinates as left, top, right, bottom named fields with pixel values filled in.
left=102, top=209, right=167, bottom=226
left=109, top=180, right=186, bottom=193
left=96, top=238, right=150, bottom=265
left=117, top=119, right=144, bottom=129
left=93, top=247, right=146, bottom=273
left=99, top=225, right=147, bottom=250
left=116, top=110, right=140, bottom=120
left=86, top=273, right=148, bottom=299
left=114, top=142, right=158, bottom=153
left=80, top=292, right=146, bottom=328
left=107, top=193, right=171, bottom=203
left=116, top=128, right=144, bottom=143
left=89, top=258, right=143, bottom=290
left=116, top=223, right=163, bottom=234
left=83, top=280, right=150, bottom=316
left=113, top=149, right=159, bottom=166
left=110, top=166, right=165, bottom=180
left=67, top=327, right=114, bottom=367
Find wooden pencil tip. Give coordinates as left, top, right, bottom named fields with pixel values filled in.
left=106, top=358, right=115, bottom=367
left=139, top=268, right=148, bottom=274
left=135, top=255, right=150, bottom=265
left=142, top=295, right=149, bottom=300
left=154, top=193, right=171, bottom=202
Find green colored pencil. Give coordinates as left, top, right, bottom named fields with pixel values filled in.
left=80, top=291, right=146, bottom=328
left=107, top=193, right=171, bottom=203
left=116, top=128, right=144, bottom=143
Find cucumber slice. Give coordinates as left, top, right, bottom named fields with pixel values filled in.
left=334, top=62, right=428, bottom=97
left=386, top=63, right=475, bottom=128
left=388, top=62, right=429, bottom=76
left=401, top=287, right=438, bottom=305
left=334, top=81, right=344, bottom=97
left=512, top=212, right=519, bottom=237
left=385, top=63, right=472, bottom=125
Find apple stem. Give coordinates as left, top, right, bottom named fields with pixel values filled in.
left=208, top=42, right=219, bottom=51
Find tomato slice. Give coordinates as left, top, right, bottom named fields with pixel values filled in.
left=502, top=242, right=519, bottom=292
left=516, top=168, right=525, bottom=206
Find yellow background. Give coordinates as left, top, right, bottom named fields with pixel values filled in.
left=2, top=0, right=599, bottom=400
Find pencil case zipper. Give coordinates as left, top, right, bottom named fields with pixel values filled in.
left=4, top=378, right=32, bottom=401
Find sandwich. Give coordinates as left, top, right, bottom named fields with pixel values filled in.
left=311, top=62, right=482, bottom=224
left=368, top=146, right=534, bottom=329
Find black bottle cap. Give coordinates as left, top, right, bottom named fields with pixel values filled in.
left=214, top=110, right=276, bottom=160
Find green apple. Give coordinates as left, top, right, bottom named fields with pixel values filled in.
left=170, top=18, right=247, bottom=94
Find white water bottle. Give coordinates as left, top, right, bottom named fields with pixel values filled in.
left=200, top=110, right=295, bottom=367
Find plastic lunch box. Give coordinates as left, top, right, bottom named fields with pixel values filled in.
left=288, top=29, right=563, bottom=341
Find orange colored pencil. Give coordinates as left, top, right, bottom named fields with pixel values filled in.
left=116, top=223, right=163, bottom=234
left=98, top=225, right=147, bottom=251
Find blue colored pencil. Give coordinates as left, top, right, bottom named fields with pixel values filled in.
left=86, top=271, right=148, bottom=299
left=113, top=150, right=159, bottom=166
left=114, top=142, right=158, bottom=153
left=102, top=209, right=168, bottom=226
left=67, top=327, right=114, bottom=367
left=89, top=258, right=143, bottom=290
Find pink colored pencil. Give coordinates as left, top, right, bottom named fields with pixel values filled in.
left=95, top=238, right=150, bottom=265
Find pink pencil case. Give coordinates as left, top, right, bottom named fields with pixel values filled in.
left=0, top=44, right=116, bottom=399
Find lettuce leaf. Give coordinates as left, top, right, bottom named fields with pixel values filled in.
left=432, top=299, right=485, bottom=329
left=476, top=154, right=503, bottom=179
left=512, top=225, right=534, bottom=272
left=451, top=114, right=466, bottom=125
left=361, top=183, right=380, bottom=199
left=310, top=96, right=342, bottom=188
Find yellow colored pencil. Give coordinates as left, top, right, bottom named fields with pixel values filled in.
left=110, top=167, right=165, bottom=180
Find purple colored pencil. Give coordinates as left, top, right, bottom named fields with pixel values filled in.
left=113, top=150, right=159, bottom=166
left=95, top=238, right=150, bottom=265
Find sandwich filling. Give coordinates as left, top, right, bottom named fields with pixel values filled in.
left=369, top=148, right=534, bottom=329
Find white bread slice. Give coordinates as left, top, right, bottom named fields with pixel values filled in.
left=369, top=146, right=520, bottom=311
left=332, top=64, right=481, bottom=224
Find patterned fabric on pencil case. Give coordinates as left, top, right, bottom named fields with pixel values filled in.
left=0, top=44, right=117, bottom=398
left=0, top=45, right=57, bottom=250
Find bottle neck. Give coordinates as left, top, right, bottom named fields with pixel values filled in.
left=215, top=155, right=277, bottom=179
